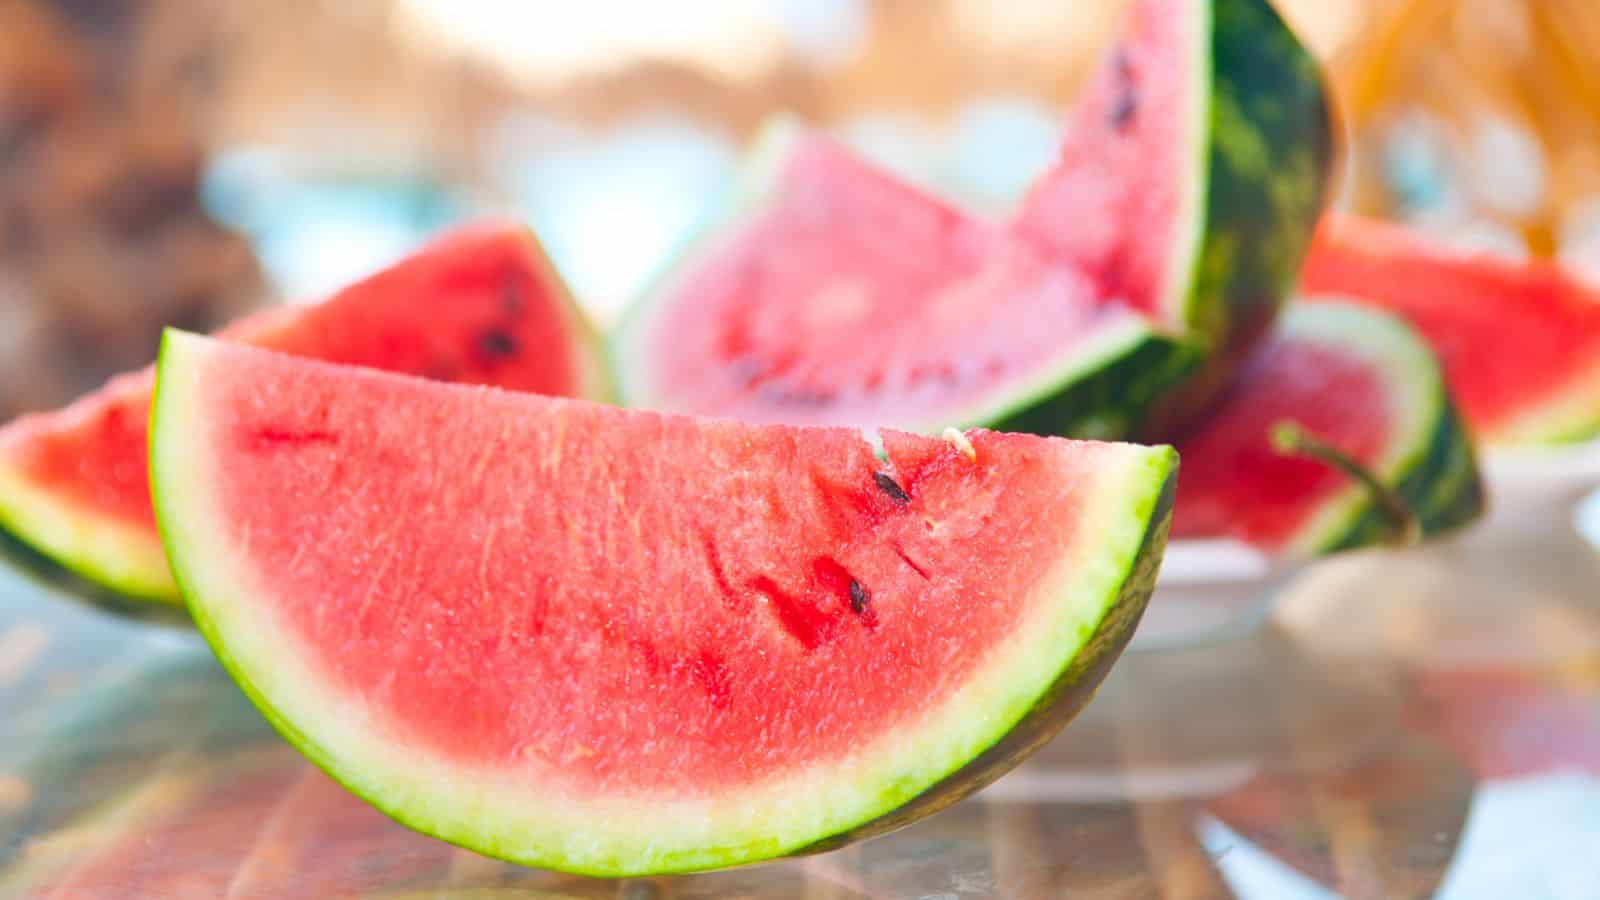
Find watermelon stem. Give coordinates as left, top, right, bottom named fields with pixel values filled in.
left=1269, top=421, right=1422, bottom=547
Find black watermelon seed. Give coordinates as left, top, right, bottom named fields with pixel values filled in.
left=848, top=579, right=869, bottom=615
left=873, top=472, right=910, bottom=504
left=479, top=329, right=519, bottom=358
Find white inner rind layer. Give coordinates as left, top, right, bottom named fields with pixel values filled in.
left=0, top=459, right=176, bottom=602
left=151, top=330, right=1174, bottom=877
left=1277, top=303, right=1447, bottom=556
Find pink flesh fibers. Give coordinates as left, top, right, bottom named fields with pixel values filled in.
left=0, top=222, right=587, bottom=531
left=1171, top=338, right=1391, bottom=549
left=191, top=346, right=1127, bottom=795
left=646, top=136, right=1147, bottom=426
left=1011, top=0, right=1193, bottom=326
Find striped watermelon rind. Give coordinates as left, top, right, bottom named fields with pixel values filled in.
left=1271, top=304, right=1483, bottom=556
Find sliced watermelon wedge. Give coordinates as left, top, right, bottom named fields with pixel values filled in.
left=150, top=331, right=1176, bottom=876
left=1012, top=0, right=1332, bottom=385
left=614, top=123, right=1196, bottom=438
left=0, top=222, right=609, bottom=610
left=615, top=0, right=1331, bottom=440
left=1172, top=303, right=1482, bottom=555
left=1303, top=214, right=1600, bottom=446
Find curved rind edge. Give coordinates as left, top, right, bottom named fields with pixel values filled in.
left=0, top=222, right=610, bottom=619
left=608, top=122, right=1201, bottom=440
left=0, top=462, right=181, bottom=608
left=1147, top=0, right=1336, bottom=434
left=1276, top=304, right=1485, bottom=555
left=153, top=330, right=1177, bottom=876
left=798, top=460, right=1176, bottom=854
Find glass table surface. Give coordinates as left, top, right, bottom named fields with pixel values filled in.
left=1, top=512, right=1597, bottom=899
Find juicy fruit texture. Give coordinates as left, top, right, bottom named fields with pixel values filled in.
left=617, top=0, right=1331, bottom=441
left=616, top=128, right=1194, bottom=438
left=151, top=332, right=1176, bottom=876
left=0, top=222, right=609, bottom=606
left=1172, top=303, right=1483, bottom=555
left=1303, top=214, right=1600, bottom=445
left=1015, top=0, right=1332, bottom=366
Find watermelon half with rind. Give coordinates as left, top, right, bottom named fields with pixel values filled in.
left=1303, top=214, right=1600, bottom=446
left=0, top=222, right=610, bottom=611
left=1172, top=303, right=1483, bottom=555
left=150, top=330, right=1176, bottom=876
left=614, top=0, right=1331, bottom=441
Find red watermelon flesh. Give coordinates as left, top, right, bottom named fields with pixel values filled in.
left=621, top=130, right=1156, bottom=431
left=151, top=332, right=1175, bottom=874
left=1172, top=337, right=1389, bottom=548
left=1012, top=0, right=1197, bottom=329
left=0, top=221, right=608, bottom=604
left=1303, top=214, right=1600, bottom=445
left=1169, top=303, right=1481, bottom=555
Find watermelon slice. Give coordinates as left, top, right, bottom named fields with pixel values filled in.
left=1012, top=0, right=1333, bottom=411
left=614, top=0, right=1331, bottom=440
left=615, top=123, right=1196, bottom=438
left=1171, top=303, right=1482, bottom=555
left=0, top=222, right=609, bottom=610
left=149, top=331, right=1176, bottom=876
left=1303, top=214, right=1600, bottom=446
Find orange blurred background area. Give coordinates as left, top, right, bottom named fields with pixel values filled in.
left=3, top=0, right=1596, bottom=415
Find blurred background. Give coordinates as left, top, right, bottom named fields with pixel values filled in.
left=3, top=0, right=1596, bottom=418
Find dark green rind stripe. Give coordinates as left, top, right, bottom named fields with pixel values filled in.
left=1148, top=0, right=1336, bottom=435
left=1195, top=0, right=1335, bottom=351
left=1320, top=393, right=1484, bottom=555
left=1409, top=402, right=1486, bottom=538
left=800, top=464, right=1175, bottom=855
left=0, top=527, right=188, bottom=626
left=989, top=338, right=1202, bottom=440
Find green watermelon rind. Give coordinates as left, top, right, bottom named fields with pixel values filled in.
left=1272, top=303, right=1484, bottom=556
left=0, top=450, right=180, bottom=608
left=1187, top=0, right=1334, bottom=349
left=610, top=119, right=1202, bottom=441
left=151, top=330, right=1178, bottom=877
left=0, top=225, right=613, bottom=613
left=1143, top=0, right=1336, bottom=429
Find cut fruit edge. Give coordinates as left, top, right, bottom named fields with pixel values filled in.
left=1268, top=304, right=1482, bottom=556
left=0, top=221, right=611, bottom=607
left=609, top=117, right=1195, bottom=438
left=1304, top=214, right=1600, bottom=447
left=151, top=330, right=1177, bottom=876
left=1488, top=355, right=1600, bottom=447
left=0, top=374, right=175, bottom=604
